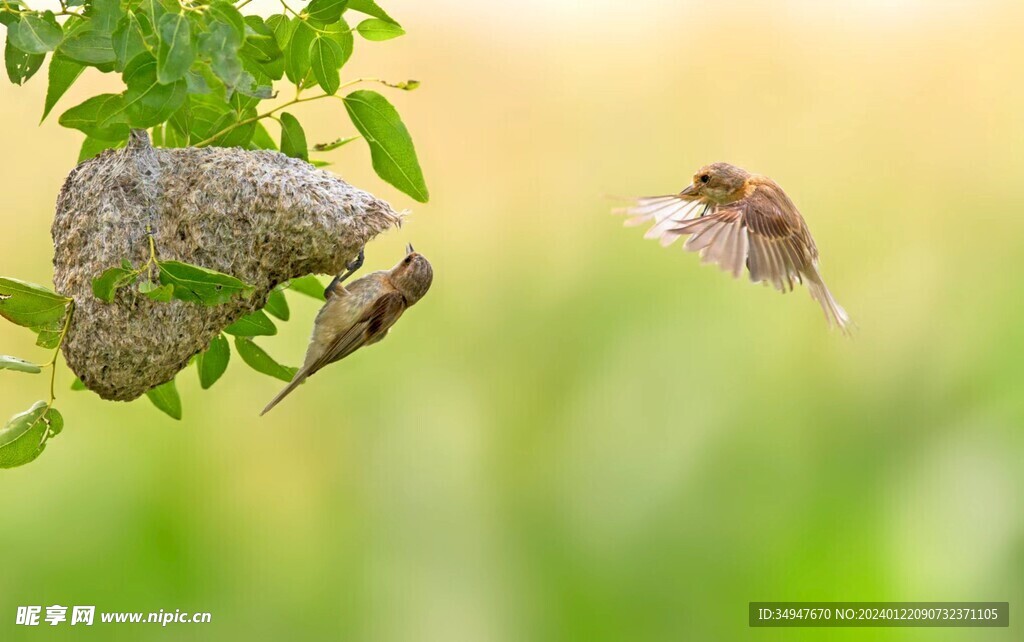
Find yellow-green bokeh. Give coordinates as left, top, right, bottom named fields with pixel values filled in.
left=2, top=1, right=1023, bottom=640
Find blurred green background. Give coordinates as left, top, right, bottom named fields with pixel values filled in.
left=2, top=0, right=1023, bottom=640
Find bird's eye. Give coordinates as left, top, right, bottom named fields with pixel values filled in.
left=700, top=174, right=710, bottom=184
left=404, top=257, right=412, bottom=265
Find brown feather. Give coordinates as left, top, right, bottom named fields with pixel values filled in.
left=629, top=171, right=853, bottom=334
left=308, top=291, right=406, bottom=375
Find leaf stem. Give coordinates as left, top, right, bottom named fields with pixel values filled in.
left=0, top=2, right=29, bottom=15
left=278, top=0, right=299, bottom=17
left=46, top=300, right=75, bottom=406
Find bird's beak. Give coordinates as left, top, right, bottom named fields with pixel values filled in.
left=406, top=243, right=415, bottom=255
left=679, top=184, right=698, bottom=198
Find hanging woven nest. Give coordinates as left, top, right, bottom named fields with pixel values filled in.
left=51, top=131, right=401, bottom=401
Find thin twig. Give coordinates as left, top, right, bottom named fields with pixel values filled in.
left=194, top=78, right=404, bottom=148
left=194, top=93, right=333, bottom=147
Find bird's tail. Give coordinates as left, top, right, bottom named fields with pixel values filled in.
left=806, top=273, right=854, bottom=337
left=259, top=370, right=309, bottom=416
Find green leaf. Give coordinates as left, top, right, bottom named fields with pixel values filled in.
left=0, top=355, right=42, bottom=374
left=91, top=265, right=136, bottom=302
left=59, top=30, right=117, bottom=65
left=221, top=107, right=257, bottom=147
left=71, top=377, right=87, bottom=391
left=158, top=260, right=254, bottom=305
left=151, top=123, right=165, bottom=146
left=279, top=111, right=307, bottom=161
left=41, top=52, right=85, bottom=121
left=309, top=35, right=342, bottom=94
left=208, top=1, right=245, bottom=41
left=0, top=401, right=61, bottom=468
left=61, top=13, right=93, bottom=37
left=33, top=317, right=64, bottom=348
left=156, top=13, right=193, bottom=84
left=198, top=19, right=241, bottom=58
left=264, top=287, right=290, bottom=320
left=248, top=122, right=277, bottom=150
left=343, top=90, right=428, bottom=202
left=163, top=119, right=189, bottom=147
left=9, top=13, right=63, bottom=54
left=145, top=379, right=181, bottom=420
left=306, top=0, right=347, bottom=25
left=184, top=93, right=228, bottom=140
left=139, top=280, right=174, bottom=301
left=59, top=93, right=130, bottom=140
left=266, top=14, right=295, bottom=50
left=200, top=22, right=244, bottom=89
left=0, top=277, right=70, bottom=328
left=234, top=75, right=272, bottom=100
left=283, top=18, right=314, bottom=84
left=355, top=18, right=404, bottom=41
left=47, top=408, right=64, bottom=436
left=196, top=333, right=229, bottom=389
left=168, top=98, right=191, bottom=134
left=199, top=23, right=267, bottom=101
left=347, top=0, right=399, bottom=25
left=0, top=1, right=23, bottom=27
left=185, top=93, right=250, bottom=145
left=322, top=19, right=353, bottom=68
left=121, top=53, right=187, bottom=127
left=241, top=46, right=282, bottom=84
left=141, top=0, right=172, bottom=25
left=224, top=309, right=277, bottom=336
left=78, top=134, right=127, bottom=162
left=112, top=13, right=147, bottom=71
left=234, top=337, right=298, bottom=382
left=313, top=135, right=358, bottom=151
left=240, top=15, right=281, bottom=62
left=185, top=69, right=210, bottom=93
left=86, top=0, right=122, bottom=34
left=4, top=37, right=44, bottom=84
left=286, top=275, right=326, bottom=300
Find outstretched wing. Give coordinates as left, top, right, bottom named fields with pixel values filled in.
left=614, top=195, right=711, bottom=247
left=618, top=183, right=852, bottom=334
left=675, top=188, right=853, bottom=333
left=667, top=185, right=817, bottom=292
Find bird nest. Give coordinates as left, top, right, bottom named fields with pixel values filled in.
left=51, top=131, right=402, bottom=401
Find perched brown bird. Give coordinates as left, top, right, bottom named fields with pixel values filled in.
left=616, top=162, right=852, bottom=334
left=260, top=245, right=433, bottom=415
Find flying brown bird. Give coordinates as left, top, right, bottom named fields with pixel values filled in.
left=616, top=162, right=852, bottom=335
left=261, top=245, right=433, bottom=415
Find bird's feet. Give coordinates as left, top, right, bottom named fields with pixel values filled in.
left=343, top=247, right=365, bottom=278
left=324, top=247, right=365, bottom=298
